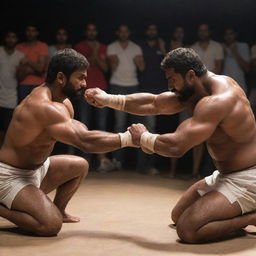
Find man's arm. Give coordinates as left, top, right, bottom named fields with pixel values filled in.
left=43, top=103, right=135, bottom=153
left=213, top=59, right=223, bottom=74
left=128, top=96, right=226, bottom=157
left=85, top=88, right=185, bottom=116
left=108, top=55, right=119, bottom=71
left=27, top=55, right=48, bottom=74
left=230, top=43, right=250, bottom=73
left=134, top=55, right=145, bottom=71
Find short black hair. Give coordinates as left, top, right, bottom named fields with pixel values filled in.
left=46, top=49, right=89, bottom=84
left=161, top=48, right=207, bottom=77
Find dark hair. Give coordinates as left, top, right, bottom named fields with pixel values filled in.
left=3, top=29, right=18, bottom=38
left=161, top=48, right=207, bottom=77
left=46, top=49, right=89, bottom=84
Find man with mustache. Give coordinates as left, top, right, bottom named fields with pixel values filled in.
left=0, top=49, right=137, bottom=236
left=85, top=47, right=256, bottom=243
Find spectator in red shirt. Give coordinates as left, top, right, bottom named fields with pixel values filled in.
left=16, top=23, right=48, bottom=102
left=74, top=24, right=113, bottom=171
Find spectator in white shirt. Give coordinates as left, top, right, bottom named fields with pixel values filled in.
left=191, top=24, right=223, bottom=74
left=107, top=24, right=144, bottom=169
left=222, top=27, right=250, bottom=93
left=0, top=30, right=24, bottom=145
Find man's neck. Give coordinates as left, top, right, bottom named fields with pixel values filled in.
left=147, top=39, right=157, bottom=47
left=26, top=40, right=37, bottom=46
left=187, top=72, right=213, bottom=108
left=46, top=83, right=67, bottom=103
left=118, top=40, right=129, bottom=49
left=4, top=46, right=15, bottom=55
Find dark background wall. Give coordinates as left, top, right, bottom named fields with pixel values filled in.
left=1, top=0, right=256, bottom=45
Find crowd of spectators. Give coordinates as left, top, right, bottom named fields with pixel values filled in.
left=1, top=22, right=256, bottom=178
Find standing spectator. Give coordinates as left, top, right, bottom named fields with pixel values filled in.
left=0, top=30, right=24, bottom=145
left=138, top=24, right=167, bottom=175
left=49, top=28, right=71, bottom=58
left=191, top=23, right=224, bottom=178
left=191, top=24, right=223, bottom=74
left=169, top=26, right=185, bottom=50
left=249, top=43, right=256, bottom=113
left=222, top=27, right=250, bottom=93
left=16, top=23, right=48, bottom=102
left=74, top=23, right=113, bottom=171
left=169, top=26, right=187, bottom=178
left=107, top=24, right=144, bottom=169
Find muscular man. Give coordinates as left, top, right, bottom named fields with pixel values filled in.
left=85, top=48, right=256, bottom=243
left=0, top=49, right=135, bottom=237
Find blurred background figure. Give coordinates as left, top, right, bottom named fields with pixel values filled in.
left=107, top=24, right=144, bottom=170
left=16, top=23, right=48, bottom=102
left=249, top=43, right=256, bottom=114
left=137, top=23, right=166, bottom=175
left=74, top=23, right=113, bottom=172
left=48, top=28, right=71, bottom=58
left=169, top=26, right=185, bottom=50
left=222, top=27, right=250, bottom=93
left=0, top=30, right=24, bottom=146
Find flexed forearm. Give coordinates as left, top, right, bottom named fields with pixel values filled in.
left=99, top=92, right=157, bottom=115
left=78, top=130, right=136, bottom=153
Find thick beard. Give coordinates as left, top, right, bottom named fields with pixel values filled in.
left=172, top=83, right=195, bottom=102
left=63, top=81, right=86, bottom=100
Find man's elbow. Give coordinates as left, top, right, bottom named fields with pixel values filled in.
left=167, top=146, right=185, bottom=158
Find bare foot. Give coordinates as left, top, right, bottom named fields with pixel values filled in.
left=62, top=212, right=80, bottom=223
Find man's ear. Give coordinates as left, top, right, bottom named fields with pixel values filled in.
left=56, top=72, right=66, bottom=87
left=185, top=70, right=196, bottom=84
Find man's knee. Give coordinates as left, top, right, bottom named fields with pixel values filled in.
left=36, top=216, right=63, bottom=237
left=72, top=157, right=89, bottom=177
left=176, top=221, right=199, bottom=244
left=171, top=208, right=179, bottom=224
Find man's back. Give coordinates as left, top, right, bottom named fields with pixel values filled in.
left=200, top=75, right=256, bottom=172
left=0, top=86, right=71, bottom=169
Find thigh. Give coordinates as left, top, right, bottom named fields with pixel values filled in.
left=40, top=155, right=88, bottom=194
left=178, top=190, right=242, bottom=229
left=11, top=184, right=61, bottom=222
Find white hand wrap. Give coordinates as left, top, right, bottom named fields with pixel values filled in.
left=119, top=131, right=134, bottom=148
left=140, top=131, right=159, bottom=154
left=102, top=93, right=126, bottom=111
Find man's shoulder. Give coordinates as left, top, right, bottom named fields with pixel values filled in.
left=209, top=40, right=222, bottom=48
left=129, top=40, right=141, bottom=49
left=14, top=49, right=25, bottom=59
left=23, top=88, right=71, bottom=124
left=35, top=41, right=48, bottom=51
left=108, top=41, right=118, bottom=48
left=16, top=42, right=25, bottom=50
left=74, top=41, right=87, bottom=48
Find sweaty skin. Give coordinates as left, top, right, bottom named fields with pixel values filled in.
left=86, top=66, right=256, bottom=243
left=86, top=70, right=256, bottom=174
left=0, top=85, right=121, bottom=170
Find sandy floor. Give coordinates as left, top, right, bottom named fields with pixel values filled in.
left=0, top=171, right=256, bottom=256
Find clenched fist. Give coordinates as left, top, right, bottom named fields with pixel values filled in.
left=128, top=123, right=148, bottom=146
left=84, top=88, right=108, bottom=108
